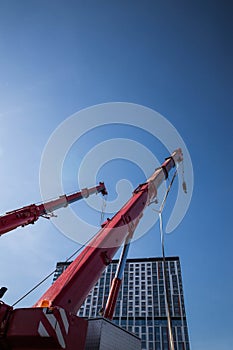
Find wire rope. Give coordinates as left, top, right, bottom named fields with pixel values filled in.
left=157, top=168, right=178, bottom=350
left=154, top=163, right=187, bottom=349
left=11, top=231, right=98, bottom=307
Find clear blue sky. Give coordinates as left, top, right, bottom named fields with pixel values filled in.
left=0, top=1, right=232, bottom=349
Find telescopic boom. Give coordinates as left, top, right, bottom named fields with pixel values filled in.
left=0, top=149, right=183, bottom=350
left=34, top=149, right=183, bottom=314
left=0, top=182, right=107, bottom=236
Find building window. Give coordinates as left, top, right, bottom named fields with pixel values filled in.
left=54, top=258, right=190, bottom=350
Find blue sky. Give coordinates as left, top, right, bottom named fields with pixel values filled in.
left=0, top=1, right=232, bottom=349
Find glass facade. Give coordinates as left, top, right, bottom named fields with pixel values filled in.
left=53, top=257, right=190, bottom=350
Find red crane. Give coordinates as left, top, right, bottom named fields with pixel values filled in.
left=0, top=149, right=183, bottom=350
left=0, top=182, right=107, bottom=237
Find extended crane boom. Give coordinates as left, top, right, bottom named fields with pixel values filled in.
left=0, top=149, right=183, bottom=350
left=0, top=182, right=107, bottom=236
left=34, top=149, right=183, bottom=313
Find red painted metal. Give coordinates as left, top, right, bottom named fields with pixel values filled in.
left=104, top=277, right=122, bottom=320
left=1, top=306, right=87, bottom=349
left=34, top=149, right=183, bottom=315
left=0, top=149, right=183, bottom=349
left=104, top=219, right=139, bottom=320
left=0, top=182, right=107, bottom=237
left=34, top=186, right=149, bottom=314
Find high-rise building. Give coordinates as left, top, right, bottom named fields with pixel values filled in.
left=53, top=257, right=190, bottom=350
